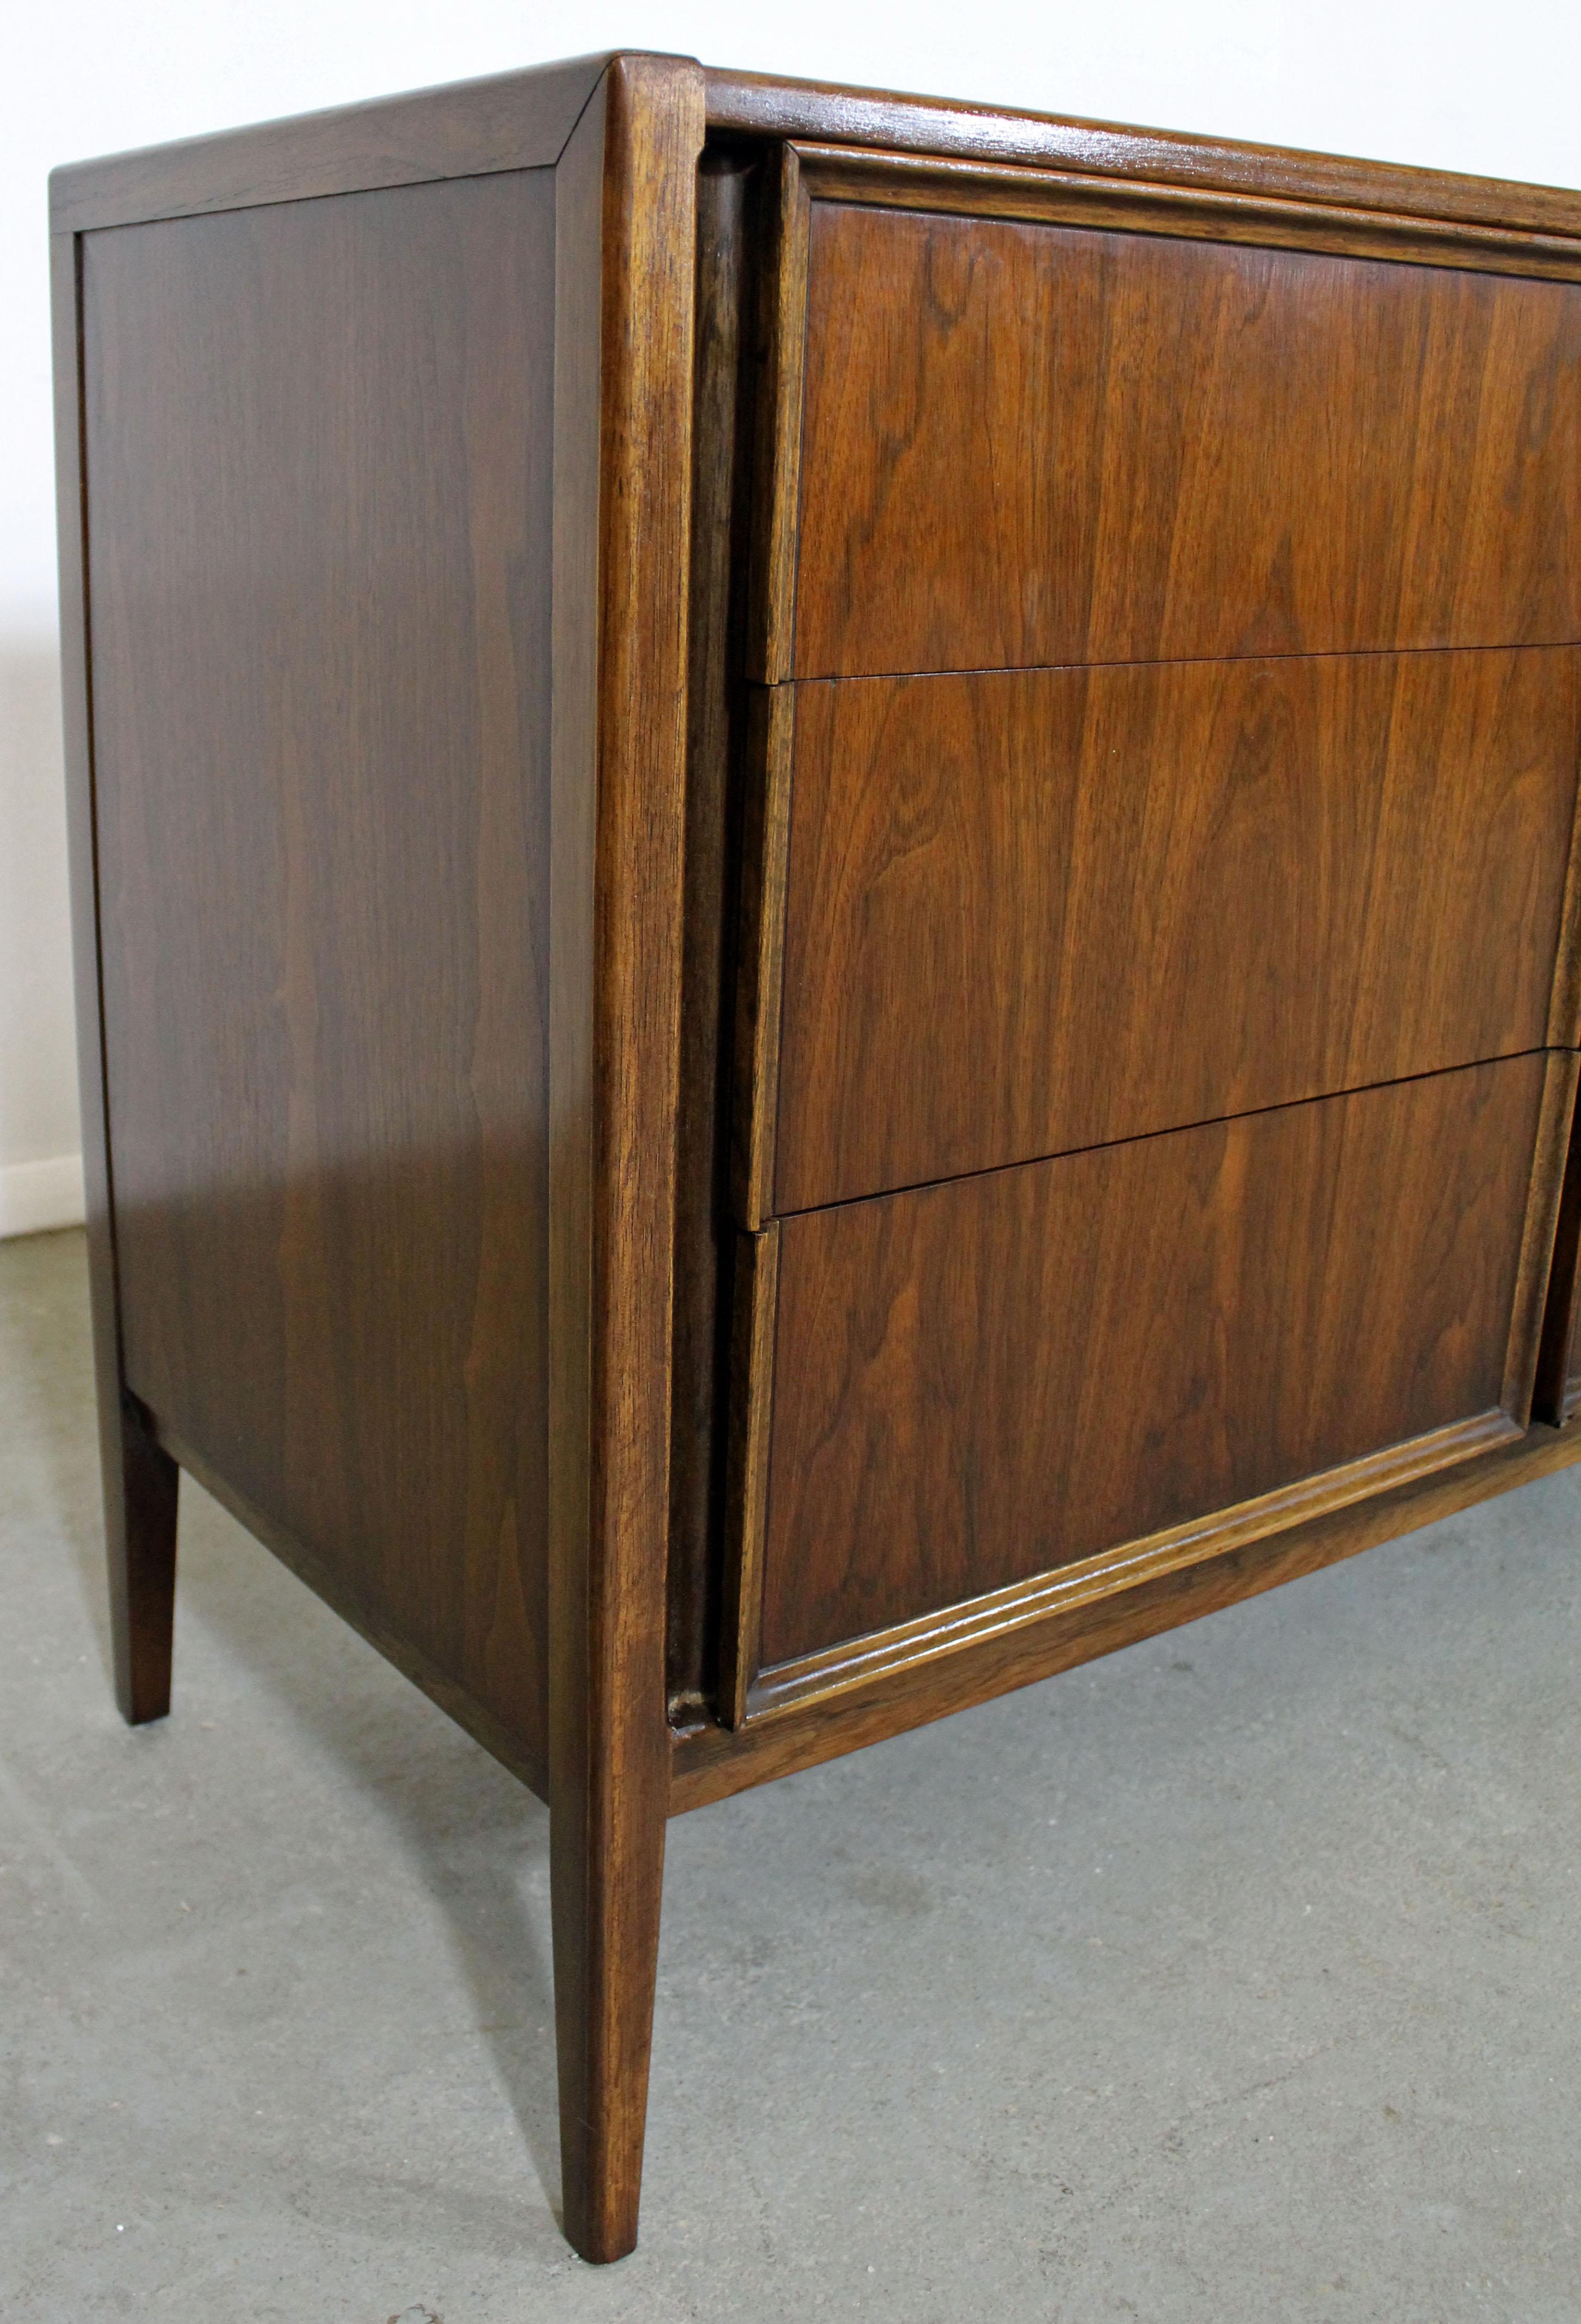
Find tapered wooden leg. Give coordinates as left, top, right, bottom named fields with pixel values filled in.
left=100, top=1389, right=179, bottom=1725
left=549, top=1745, right=667, bottom=2262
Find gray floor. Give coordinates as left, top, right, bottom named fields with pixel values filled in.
left=2, top=1232, right=1579, bottom=2323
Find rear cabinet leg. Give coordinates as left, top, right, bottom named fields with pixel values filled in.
left=101, top=1389, right=179, bottom=1724
left=52, top=225, right=179, bottom=1729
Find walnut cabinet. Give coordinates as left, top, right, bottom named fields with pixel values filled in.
left=50, top=53, right=1581, bottom=2262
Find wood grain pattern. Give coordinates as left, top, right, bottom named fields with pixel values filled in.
left=752, top=1408, right=1520, bottom=1719
left=792, top=202, right=1581, bottom=679
left=57, top=52, right=1581, bottom=2271
left=751, top=1043, right=1572, bottom=1711
left=770, top=651, right=1581, bottom=1211
left=546, top=56, right=705, bottom=2267
left=50, top=52, right=612, bottom=231
left=793, top=143, right=1581, bottom=282
left=758, top=1057, right=1550, bottom=1667
left=52, top=229, right=181, bottom=1724
left=671, top=1413, right=1581, bottom=1815
left=83, top=171, right=557, bottom=1777
left=703, top=67, right=1581, bottom=241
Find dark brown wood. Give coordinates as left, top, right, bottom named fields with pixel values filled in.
left=745, top=145, right=810, bottom=686
left=52, top=229, right=181, bottom=1724
left=718, top=1225, right=780, bottom=1727
left=1534, top=1098, right=1581, bottom=1426
left=546, top=56, right=705, bottom=2268
left=82, top=166, right=559, bottom=1791
left=752, top=1409, right=1521, bottom=1720
left=156, top=1416, right=546, bottom=1796
left=1502, top=1052, right=1579, bottom=1423
left=667, top=150, right=757, bottom=1720
left=49, top=52, right=612, bottom=231
left=754, top=1057, right=1551, bottom=1669
left=790, top=200, right=1581, bottom=680
left=671, top=1412, right=1581, bottom=1815
left=1546, top=765, right=1581, bottom=1050
left=731, top=687, right=794, bottom=1228
left=769, top=651, right=1581, bottom=1211
left=703, top=67, right=1581, bottom=241
left=793, top=141, right=1581, bottom=281
left=54, top=51, right=1581, bottom=2270
left=731, top=1057, right=1576, bottom=1722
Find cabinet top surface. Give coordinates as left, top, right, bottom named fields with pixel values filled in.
left=50, top=50, right=1581, bottom=242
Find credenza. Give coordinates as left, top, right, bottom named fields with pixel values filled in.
left=50, top=51, right=1581, bottom=2262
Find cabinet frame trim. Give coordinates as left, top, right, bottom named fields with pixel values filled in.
left=730, top=686, right=795, bottom=1228
left=675, top=1413, right=1581, bottom=1812
left=718, top=1223, right=781, bottom=1727
left=746, top=1405, right=1522, bottom=1723
left=745, top=146, right=811, bottom=685
left=790, top=141, right=1581, bottom=283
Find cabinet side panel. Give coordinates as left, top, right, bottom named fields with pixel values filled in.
left=82, top=171, right=557, bottom=1788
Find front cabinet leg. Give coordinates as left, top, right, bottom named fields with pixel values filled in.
left=102, top=1389, right=179, bottom=1724
left=550, top=1743, right=667, bottom=2262
left=544, top=50, right=703, bottom=2261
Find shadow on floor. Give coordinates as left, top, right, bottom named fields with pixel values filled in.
left=1, top=1226, right=566, bottom=2225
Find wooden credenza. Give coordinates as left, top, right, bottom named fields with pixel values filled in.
left=51, top=53, right=1581, bottom=2263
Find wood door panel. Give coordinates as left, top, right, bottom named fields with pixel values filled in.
left=771, top=650, right=1581, bottom=1212
left=759, top=1056, right=1550, bottom=1667
left=793, top=203, right=1581, bottom=679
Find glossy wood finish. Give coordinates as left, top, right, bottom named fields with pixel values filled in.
left=745, top=145, right=811, bottom=688
left=50, top=52, right=611, bottom=231
left=674, top=1410, right=1581, bottom=1814
left=756, top=1057, right=1553, bottom=1667
left=789, top=201, right=1581, bottom=680
left=794, top=142, right=1581, bottom=281
left=67, top=52, right=706, bottom=2262
left=83, top=167, right=559, bottom=1787
left=704, top=67, right=1581, bottom=239
left=756, top=1410, right=1525, bottom=1719
left=754, top=1024, right=1577, bottom=1715
left=766, top=651, right=1581, bottom=1211
left=54, top=50, right=1581, bottom=2270
left=546, top=57, right=705, bottom=2266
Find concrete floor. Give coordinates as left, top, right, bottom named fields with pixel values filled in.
left=2, top=1230, right=1579, bottom=2322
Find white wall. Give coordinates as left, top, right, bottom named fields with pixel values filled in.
left=4, top=0, right=1578, bottom=1234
